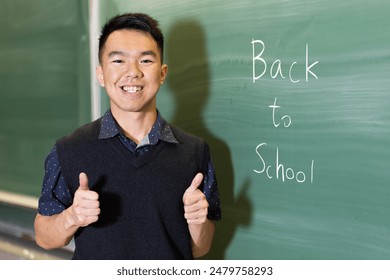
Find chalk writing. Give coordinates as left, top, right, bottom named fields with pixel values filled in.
left=253, top=143, right=314, bottom=183
left=269, top=97, right=291, bottom=128
left=253, top=98, right=315, bottom=184
left=251, top=39, right=318, bottom=183
left=251, top=39, right=319, bottom=83
left=251, top=39, right=318, bottom=184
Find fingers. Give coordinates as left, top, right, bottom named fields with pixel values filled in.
left=71, top=200, right=100, bottom=227
left=184, top=199, right=209, bottom=224
left=184, top=192, right=209, bottom=211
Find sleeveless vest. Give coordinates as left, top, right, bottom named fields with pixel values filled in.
left=56, top=118, right=209, bottom=259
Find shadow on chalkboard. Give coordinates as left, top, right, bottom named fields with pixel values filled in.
left=166, top=19, right=253, bottom=259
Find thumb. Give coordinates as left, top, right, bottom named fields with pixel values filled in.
left=78, top=172, right=89, bottom=190
left=186, top=173, right=204, bottom=193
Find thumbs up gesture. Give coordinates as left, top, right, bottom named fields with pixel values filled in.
left=68, top=172, right=100, bottom=227
left=183, top=173, right=209, bottom=225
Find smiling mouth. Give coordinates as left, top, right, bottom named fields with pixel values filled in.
left=121, top=86, right=143, bottom=93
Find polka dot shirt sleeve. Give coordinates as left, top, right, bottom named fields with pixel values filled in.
left=38, top=146, right=73, bottom=216
left=203, top=160, right=222, bottom=221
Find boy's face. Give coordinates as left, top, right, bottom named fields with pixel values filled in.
left=96, top=29, right=167, bottom=116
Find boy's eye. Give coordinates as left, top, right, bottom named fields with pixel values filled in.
left=112, top=59, right=124, bottom=63
left=141, top=59, right=153, bottom=63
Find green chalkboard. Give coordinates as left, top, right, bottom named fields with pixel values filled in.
left=0, top=0, right=90, bottom=197
left=104, top=0, right=390, bottom=259
left=0, top=0, right=90, bottom=249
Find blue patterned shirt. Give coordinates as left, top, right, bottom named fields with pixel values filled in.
left=38, top=110, right=221, bottom=221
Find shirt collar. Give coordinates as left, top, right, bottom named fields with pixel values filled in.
left=98, top=110, right=179, bottom=146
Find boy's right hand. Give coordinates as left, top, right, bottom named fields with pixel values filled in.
left=67, top=172, right=100, bottom=227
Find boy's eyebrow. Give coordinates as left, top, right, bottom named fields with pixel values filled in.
left=140, top=50, right=157, bottom=57
left=107, top=50, right=157, bottom=58
left=108, top=50, right=126, bottom=57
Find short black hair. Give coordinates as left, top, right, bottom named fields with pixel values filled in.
left=98, top=13, right=164, bottom=62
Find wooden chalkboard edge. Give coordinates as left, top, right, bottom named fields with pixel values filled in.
left=0, top=238, right=62, bottom=260
left=0, top=230, right=74, bottom=260
left=0, top=190, right=38, bottom=210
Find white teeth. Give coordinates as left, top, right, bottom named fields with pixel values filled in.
left=122, top=86, right=141, bottom=93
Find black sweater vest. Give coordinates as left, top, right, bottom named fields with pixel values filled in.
left=56, top=118, right=209, bottom=259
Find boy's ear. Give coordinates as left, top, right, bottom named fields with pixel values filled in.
left=96, top=66, right=105, bottom=87
left=160, top=64, right=168, bottom=85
